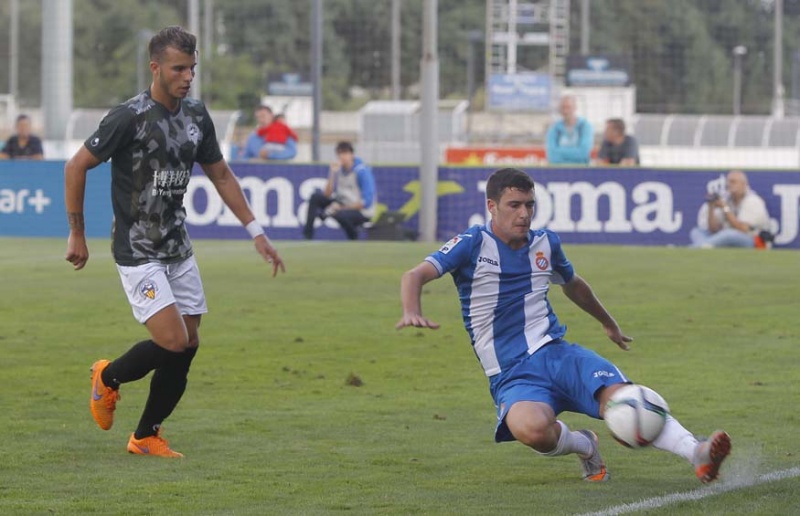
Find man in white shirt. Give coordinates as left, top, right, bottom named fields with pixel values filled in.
left=690, top=170, right=770, bottom=248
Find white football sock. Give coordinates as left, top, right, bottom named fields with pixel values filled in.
left=539, top=420, right=594, bottom=458
left=651, top=415, right=698, bottom=463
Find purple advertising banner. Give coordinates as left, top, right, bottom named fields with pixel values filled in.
left=2, top=161, right=799, bottom=248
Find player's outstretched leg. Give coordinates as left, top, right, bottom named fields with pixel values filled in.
left=127, top=428, right=184, bottom=458
left=89, top=359, right=120, bottom=430
left=651, top=414, right=731, bottom=483
left=693, top=430, right=732, bottom=484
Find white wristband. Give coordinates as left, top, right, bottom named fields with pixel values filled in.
left=245, top=220, right=264, bottom=239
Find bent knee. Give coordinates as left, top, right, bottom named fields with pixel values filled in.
left=511, top=424, right=556, bottom=451
left=154, top=330, right=190, bottom=352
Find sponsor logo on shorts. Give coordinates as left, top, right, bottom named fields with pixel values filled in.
left=139, top=279, right=158, bottom=300
left=535, top=251, right=549, bottom=270
left=593, top=370, right=616, bottom=378
left=91, top=137, right=100, bottom=147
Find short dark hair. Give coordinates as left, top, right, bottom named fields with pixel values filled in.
left=606, top=118, right=626, bottom=135
left=15, top=114, right=30, bottom=123
left=255, top=105, right=273, bottom=114
left=336, top=141, right=354, bottom=154
left=149, top=26, right=196, bottom=62
left=486, top=168, right=535, bottom=202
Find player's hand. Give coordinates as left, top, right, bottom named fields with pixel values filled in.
left=604, top=323, right=632, bottom=351
left=395, top=313, right=440, bottom=330
left=65, top=233, right=89, bottom=270
left=254, top=235, right=286, bottom=277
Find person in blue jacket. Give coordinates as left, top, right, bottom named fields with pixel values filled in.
left=545, top=96, right=594, bottom=165
left=303, top=141, right=376, bottom=240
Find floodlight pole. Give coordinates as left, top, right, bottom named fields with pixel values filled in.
left=203, top=0, right=214, bottom=107
left=41, top=0, right=73, bottom=141
left=580, top=0, right=590, bottom=54
left=773, top=0, right=785, bottom=118
left=732, top=45, right=747, bottom=116
left=391, top=0, right=401, bottom=100
left=419, top=0, right=439, bottom=242
left=10, top=0, right=19, bottom=100
left=311, top=0, right=323, bottom=162
left=188, top=0, right=201, bottom=101
left=137, top=30, right=154, bottom=93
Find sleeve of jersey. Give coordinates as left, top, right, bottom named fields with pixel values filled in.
left=196, top=107, right=224, bottom=165
left=424, top=230, right=477, bottom=277
left=84, top=105, right=135, bottom=162
left=547, top=231, right=575, bottom=284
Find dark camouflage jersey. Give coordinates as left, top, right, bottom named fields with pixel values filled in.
left=85, top=89, right=223, bottom=266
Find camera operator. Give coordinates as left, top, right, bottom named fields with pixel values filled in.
left=689, top=170, right=771, bottom=248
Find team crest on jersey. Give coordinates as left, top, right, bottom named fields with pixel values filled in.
left=534, top=251, right=549, bottom=270
left=138, top=279, right=158, bottom=300
left=186, top=123, right=201, bottom=144
left=439, top=235, right=463, bottom=254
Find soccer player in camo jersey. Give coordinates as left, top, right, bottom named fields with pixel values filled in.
left=397, top=168, right=731, bottom=483
left=65, top=26, right=285, bottom=458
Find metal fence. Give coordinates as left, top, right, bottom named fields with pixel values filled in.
left=3, top=0, right=800, bottom=167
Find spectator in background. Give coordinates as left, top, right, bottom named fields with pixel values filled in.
left=597, top=118, right=640, bottom=166
left=240, top=105, right=297, bottom=161
left=690, top=170, right=771, bottom=248
left=0, top=114, right=44, bottom=160
left=545, top=96, right=593, bottom=165
left=303, top=141, right=376, bottom=240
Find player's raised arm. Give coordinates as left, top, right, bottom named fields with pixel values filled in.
left=64, top=146, right=102, bottom=270
left=561, top=273, right=632, bottom=351
left=200, top=159, right=285, bottom=276
left=396, top=261, right=441, bottom=330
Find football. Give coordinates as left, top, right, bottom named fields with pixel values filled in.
left=604, top=384, right=670, bottom=448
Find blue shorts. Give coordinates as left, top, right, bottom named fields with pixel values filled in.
left=489, top=339, right=630, bottom=442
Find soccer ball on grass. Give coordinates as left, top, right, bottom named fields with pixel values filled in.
left=603, top=384, right=670, bottom=448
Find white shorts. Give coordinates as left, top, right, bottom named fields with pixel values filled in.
left=116, top=255, right=208, bottom=324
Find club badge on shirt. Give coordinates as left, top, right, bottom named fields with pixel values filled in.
left=535, top=251, right=550, bottom=271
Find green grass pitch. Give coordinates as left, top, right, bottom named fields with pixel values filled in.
left=1, top=238, right=798, bottom=514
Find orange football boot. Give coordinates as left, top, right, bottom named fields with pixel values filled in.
left=90, top=359, right=119, bottom=430
left=694, top=430, right=731, bottom=483
left=127, top=429, right=184, bottom=458
left=578, top=430, right=609, bottom=482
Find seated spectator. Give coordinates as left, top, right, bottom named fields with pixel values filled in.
left=690, top=170, right=771, bottom=248
left=545, top=95, right=593, bottom=165
left=303, top=141, right=376, bottom=240
left=597, top=118, right=640, bottom=165
left=0, top=114, right=44, bottom=160
left=240, top=105, right=297, bottom=161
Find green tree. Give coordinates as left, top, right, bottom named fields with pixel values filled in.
left=72, top=0, right=182, bottom=107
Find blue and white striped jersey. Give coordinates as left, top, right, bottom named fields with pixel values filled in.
left=425, top=224, right=574, bottom=377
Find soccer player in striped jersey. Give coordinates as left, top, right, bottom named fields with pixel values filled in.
left=397, top=168, right=730, bottom=483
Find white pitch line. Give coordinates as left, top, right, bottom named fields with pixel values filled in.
left=578, top=467, right=800, bottom=516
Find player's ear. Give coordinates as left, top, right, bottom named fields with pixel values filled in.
left=487, top=197, right=497, bottom=217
